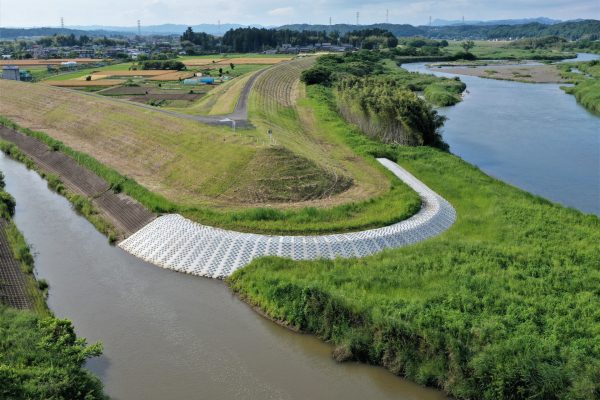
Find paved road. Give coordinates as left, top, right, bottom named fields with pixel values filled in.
left=119, top=158, right=456, bottom=279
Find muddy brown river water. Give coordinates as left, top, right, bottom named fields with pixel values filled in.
left=0, top=152, right=445, bottom=399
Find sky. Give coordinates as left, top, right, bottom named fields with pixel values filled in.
left=0, top=0, right=598, bottom=28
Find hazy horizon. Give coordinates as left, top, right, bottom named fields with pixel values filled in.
left=0, top=0, right=598, bottom=29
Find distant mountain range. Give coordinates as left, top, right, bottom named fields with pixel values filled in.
left=68, top=23, right=258, bottom=35
left=1, top=19, right=598, bottom=41
left=430, top=17, right=562, bottom=26
left=278, top=20, right=599, bottom=40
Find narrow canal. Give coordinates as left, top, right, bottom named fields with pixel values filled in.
left=0, top=152, right=445, bottom=399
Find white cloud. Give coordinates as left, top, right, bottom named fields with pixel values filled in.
left=267, top=7, right=295, bottom=17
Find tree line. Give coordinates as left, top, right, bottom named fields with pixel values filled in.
left=180, top=27, right=398, bottom=53
left=301, top=50, right=452, bottom=149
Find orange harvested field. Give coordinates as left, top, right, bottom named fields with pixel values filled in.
left=0, top=58, right=101, bottom=66
left=148, top=71, right=195, bottom=81
left=93, top=70, right=170, bottom=77
left=216, top=57, right=291, bottom=65
left=43, top=79, right=125, bottom=87
left=181, top=58, right=224, bottom=66
left=182, top=57, right=291, bottom=67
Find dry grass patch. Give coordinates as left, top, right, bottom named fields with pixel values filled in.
left=0, top=58, right=100, bottom=66
left=43, top=79, right=125, bottom=87
left=148, top=71, right=195, bottom=81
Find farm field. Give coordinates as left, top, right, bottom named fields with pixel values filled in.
left=169, top=70, right=258, bottom=115
left=38, top=60, right=271, bottom=109
left=0, top=58, right=100, bottom=66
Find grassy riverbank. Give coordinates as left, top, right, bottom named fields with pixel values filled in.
left=0, top=176, right=106, bottom=399
left=0, top=140, right=121, bottom=242
left=228, top=145, right=600, bottom=399
left=558, top=60, right=600, bottom=114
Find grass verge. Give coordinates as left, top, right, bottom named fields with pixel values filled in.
left=228, top=145, right=600, bottom=399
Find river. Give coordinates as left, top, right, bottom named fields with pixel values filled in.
left=403, top=54, right=600, bottom=215
left=0, top=153, right=445, bottom=399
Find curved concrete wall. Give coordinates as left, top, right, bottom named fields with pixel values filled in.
left=119, top=158, right=456, bottom=278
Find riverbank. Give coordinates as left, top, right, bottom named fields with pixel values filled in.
left=228, top=144, right=600, bottom=399
left=0, top=152, right=448, bottom=399
left=0, top=175, right=106, bottom=399
left=0, top=173, right=45, bottom=312
left=558, top=60, right=600, bottom=114
left=0, top=123, right=155, bottom=242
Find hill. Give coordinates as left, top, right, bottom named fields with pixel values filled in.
left=280, top=19, right=600, bottom=40
left=431, top=17, right=562, bottom=26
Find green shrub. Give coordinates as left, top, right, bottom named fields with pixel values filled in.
left=0, top=306, right=107, bottom=399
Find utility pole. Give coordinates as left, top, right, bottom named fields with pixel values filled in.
left=356, top=11, right=359, bottom=26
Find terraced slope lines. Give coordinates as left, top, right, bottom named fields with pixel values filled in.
left=119, top=158, right=456, bottom=278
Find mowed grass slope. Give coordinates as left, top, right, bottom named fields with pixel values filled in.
left=250, top=57, right=392, bottom=205
left=0, top=79, right=262, bottom=206
left=0, top=68, right=421, bottom=234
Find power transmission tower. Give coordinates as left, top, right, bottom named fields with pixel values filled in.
left=386, top=9, right=389, bottom=23
left=462, top=16, right=465, bottom=24
left=356, top=11, right=359, bottom=26
left=61, top=17, right=64, bottom=29
left=429, top=16, right=432, bottom=26
left=218, top=20, right=222, bottom=54
left=329, top=16, right=332, bottom=27
left=137, top=20, right=141, bottom=35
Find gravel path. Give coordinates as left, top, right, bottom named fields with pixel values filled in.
left=119, top=158, right=456, bottom=279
